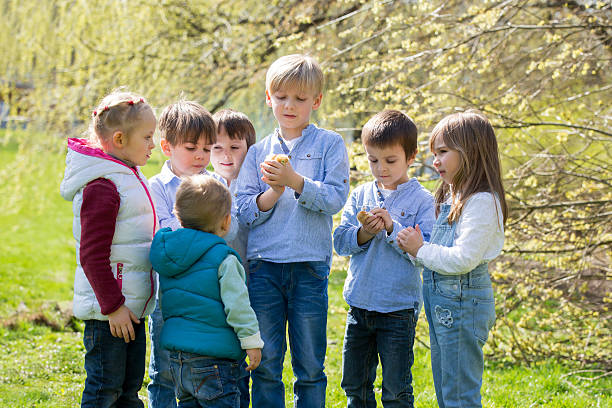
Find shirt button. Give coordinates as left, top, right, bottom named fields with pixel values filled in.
left=301, top=201, right=306, bottom=205
left=306, top=153, right=311, bottom=158
left=319, top=209, right=323, bottom=212
left=254, top=212, right=258, bottom=217
left=390, top=240, right=394, bottom=244
left=343, top=179, right=347, bottom=183
left=401, top=211, right=405, bottom=216
left=288, top=155, right=292, bottom=159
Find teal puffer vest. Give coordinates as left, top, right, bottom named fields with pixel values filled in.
left=150, top=227, right=244, bottom=360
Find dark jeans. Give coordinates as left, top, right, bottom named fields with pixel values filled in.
left=169, top=351, right=240, bottom=408
left=341, top=307, right=417, bottom=408
left=81, top=318, right=146, bottom=408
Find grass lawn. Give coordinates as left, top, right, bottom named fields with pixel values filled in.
left=0, top=134, right=609, bottom=407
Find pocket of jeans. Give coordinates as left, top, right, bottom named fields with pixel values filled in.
left=247, top=260, right=263, bottom=275
left=305, top=261, right=330, bottom=281
left=191, top=364, right=223, bottom=400
left=435, top=278, right=462, bottom=300
left=473, top=298, right=496, bottom=344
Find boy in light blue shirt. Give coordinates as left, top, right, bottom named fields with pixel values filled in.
left=234, top=54, right=350, bottom=408
left=333, top=110, right=435, bottom=407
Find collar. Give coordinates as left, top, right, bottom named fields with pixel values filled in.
left=157, top=160, right=211, bottom=185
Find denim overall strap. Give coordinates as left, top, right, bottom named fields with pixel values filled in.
left=422, top=203, right=496, bottom=408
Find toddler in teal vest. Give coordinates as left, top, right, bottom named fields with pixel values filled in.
left=150, top=174, right=263, bottom=407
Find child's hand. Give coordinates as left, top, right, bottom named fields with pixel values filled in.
left=260, top=159, right=304, bottom=193
left=360, top=212, right=385, bottom=235
left=108, top=305, right=140, bottom=343
left=245, top=348, right=262, bottom=371
left=370, top=207, right=393, bottom=234
left=397, top=224, right=424, bottom=257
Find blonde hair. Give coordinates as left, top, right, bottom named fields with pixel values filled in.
left=89, top=89, right=152, bottom=146
left=174, top=175, right=231, bottom=233
left=212, top=109, right=256, bottom=148
left=265, top=54, right=324, bottom=95
left=158, top=100, right=216, bottom=146
left=430, top=110, right=508, bottom=225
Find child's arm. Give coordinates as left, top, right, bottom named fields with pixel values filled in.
left=262, top=135, right=350, bottom=215
left=235, top=147, right=277, bottom=227
left=372, top=192, right=435, bottom=261
left=334, top=189, right=385, bottom=255
left=149, top=179, right=181, bottom=231
left=217, top=254, right=264, bottom=350
left=80, top=178, right=138, bottom=342
left=400, top=193, right=503, bottom=274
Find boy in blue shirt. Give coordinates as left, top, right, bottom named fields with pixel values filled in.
left=150, top=175, right=263, bottom=407
left=148, top=100, right=223, bottom=408
left=234, top=54, right=350, bottom=408
left=333, top=110, right=435, bottom=407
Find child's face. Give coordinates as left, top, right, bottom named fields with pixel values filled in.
left=431, top=137, right=461, bottom=185
left=161, top=137, right=212, bottom=178
left=118, top=109, right=156, bottom=167
left=364, top=142, right=414, bottom=190
left=210, top=126, right=248, bottom=183
left=266, top=86, right=322, bottom=139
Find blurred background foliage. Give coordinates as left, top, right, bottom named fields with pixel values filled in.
left=1, top=0, right=610, bottom=369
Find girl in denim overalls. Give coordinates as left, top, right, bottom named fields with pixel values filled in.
left=398, top=110, right=508, bottom=408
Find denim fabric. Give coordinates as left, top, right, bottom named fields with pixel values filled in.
left=168, top=351, right=240, bottom=408
left=235, top=124, right=350, bottom=265
left=341, top=307, right=416, bottom=408
left=237, top=360, right=250, bottom=408
left=148, top=301, right=178, bottom=408
left=423, top=204, right=496, bottom=408
left=247, top=260, right=329, bottom=408
left=81, top=319, right=146, bottom=408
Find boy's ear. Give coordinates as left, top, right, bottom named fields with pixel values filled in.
left=407, top=149, right=418, bottom=165
left=221, top=213, right=232, bottom=233
left=265, top=89, right=272, bottom=107
left=311, top=93, right=323, bottom=111
left=160, top=138, right=172, bottom=157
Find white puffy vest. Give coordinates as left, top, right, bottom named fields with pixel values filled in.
left=60, top=139, right=157, bottom=320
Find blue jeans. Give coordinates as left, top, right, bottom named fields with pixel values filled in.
left=168, top=351, right=240, bottom=408
left=148, top=301, right=178, bottom=408
left=423, top=267, right=496, bottom=408
left=81, top=318, right=146, bottom=408
left=247, top=260, right=329, bottom=408
left=341, top=307, right=416, bottom=408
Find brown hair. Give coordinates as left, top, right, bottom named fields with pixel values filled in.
left=212, top=109, right=256, bottom=148
left=158, top=100, right=216, bottom=146
left=361, top=110, right=418, bottom=159
left=89, top=89, right=152, bottom=146
left=174, top=175, right=231, bottom=233
left=266, top=54, right=324, bottom=95
left=430, top=110, right=508, bottom=225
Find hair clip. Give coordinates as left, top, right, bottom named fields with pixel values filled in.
left=92, top=110, right=97, bottom=117
left=139, top=98, right=144, bottom=103
left=128, top=100, right=134, bottom=105
left=103, top=106, right=109, bottom=112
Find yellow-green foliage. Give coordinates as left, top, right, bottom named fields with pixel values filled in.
left=2, top=0, right=610, bottom=367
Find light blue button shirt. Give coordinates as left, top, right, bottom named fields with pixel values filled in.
left=235, top=124, right=350, bottom=265
left=149, top=160, right=237, bottom=240
left=333, top=179, right=435, bottom=312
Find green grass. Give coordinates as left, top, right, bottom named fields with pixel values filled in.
left=0, top=135, right=610, bottom=407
